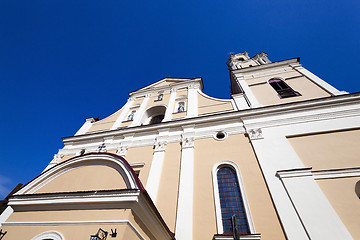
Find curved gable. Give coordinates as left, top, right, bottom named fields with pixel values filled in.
left=16, top=153, right=142, bottom=195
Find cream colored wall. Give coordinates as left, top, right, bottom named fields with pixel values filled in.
left=156, top=142, right=182, bottom=231
left=145, top=91, right=170, bottom=110
left=244, top=68, right=301, bottom=85
left=288, top=129, right=360, bottom=170
left=316, top=177, right=360, bottom=240
left=87, top=108, right=123, bottom=133
left=124, top=145, right=154, bottom=186
left=193, top=134, right=285, bottom=240
left=244, top=67, right=331, bottom=106
left=172, top=111, right=186, bottom=119
left=35, top=164, right=127, bottom=193
left=176, top=87, right=188, bottom=97
left=4, top=209, right=157, bottom=240
left=197, top=92, right=233, bottom=116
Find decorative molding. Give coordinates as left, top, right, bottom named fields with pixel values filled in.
left=62, top=93, right=360, bottom=146
left=247, top=128, right=263, bottom=140
left=97, top=143, right=107, bottom=152
left=154, top=139, right=167, bottom=152
left=16, top=154, right=140, bottom=195
left=31, top=231, right=64, bottom=240
left=277, top=167, right=360, bottom=180
left=181, top=137, right=194, bottom=149
left=116, top=145, right=128, bottom=156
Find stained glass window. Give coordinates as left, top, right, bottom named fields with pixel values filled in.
left=217, top=167, right=250, bottom=234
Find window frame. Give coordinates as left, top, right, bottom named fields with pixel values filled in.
left=268, top=78, right=300, bottom=99
left=212, top=161, right=255, bottom=234
left=175, top=101, right=186, bottom=113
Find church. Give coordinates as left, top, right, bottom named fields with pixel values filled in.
left=0, top=51, right=359, bottom=240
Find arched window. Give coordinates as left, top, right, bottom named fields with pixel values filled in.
left=268, top=78, right=300, bottom=98
left=355, top=181, right=360, bottom=198
left=127, top=110, right=136, bottom=121
left=212, top=162, right=255, bottom=235
left=31, top=231, right=64, bottom=240
left=140, top=105, right=166, bottom=125
left=177, top=102, right=185, bottom=112
left=217, top=167, right=250, bottom=234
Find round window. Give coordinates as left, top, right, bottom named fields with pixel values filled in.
left=214, top=131, right=227, bottom=140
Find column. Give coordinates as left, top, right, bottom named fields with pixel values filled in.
left=236, top=76, right=262, bottom=108
left=163, top=88, right=176, bottom=121
left=175, top=130, right=195, bottom=240
left=111, top=97, right=135, bottom=130
left=146, top=136, right=167, bottom=203
left=187, top=84, right=198, bottom=117
left=130, top=94, right=150, bottom=127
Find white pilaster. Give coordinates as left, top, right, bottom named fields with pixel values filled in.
left=146, top=137, right=167, bottom=203
left=187, top=85, right=198, bottom=117
left=291, top=64, right=348, bottom=96
left=130, top=94, right=150, bottom=126
left=175, top=129, right=195, bottom=240
left=247, top=129, right=310, bottom=240
left=163, top=88, right=177, bottom=121
left=74, top=117, right=97, bottom=136
left=277, top=169, right=354, bottom=240
left=0, top=206, right=13, bottom=226
left=247, top=126, right=353, bottom=240
left=231, top=93, right=250, bottom=110
left=236, top=76, right=262, bottom=108
left=111, top=97, right=135, bottom=130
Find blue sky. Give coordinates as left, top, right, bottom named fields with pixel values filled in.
left=0, top=0, right=359, bottom=198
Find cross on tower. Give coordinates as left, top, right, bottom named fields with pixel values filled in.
left=98, top=143, right=106, bottom=152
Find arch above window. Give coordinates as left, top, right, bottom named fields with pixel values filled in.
left=268, top=78, right=300, bottom=98
left=141, top=105, right=166, bottom=125
left=355, top=181, right=360, bottom=198
left=31, top=231, right=64, bottom=240
left=212, top=161, right=255, bottom=235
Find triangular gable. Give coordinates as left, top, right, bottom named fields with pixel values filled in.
left=131, top=78, right=197, bottom=94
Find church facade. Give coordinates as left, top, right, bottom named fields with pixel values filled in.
left=1, top=52, right=360, bottom=240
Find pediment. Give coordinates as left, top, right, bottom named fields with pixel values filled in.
left=131, top=78, right=199, bottom=94
left=15, top=153, right=141, bottom=195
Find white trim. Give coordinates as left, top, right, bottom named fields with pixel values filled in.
left=291, top=64, right=347, bottom=96
left=231, top=74, right=262, bottom=108
left=277, top=167, right=360, bottom=180
left=212, top=161, right=255, bottom=234
left=175, top=131, right=195, bottom=240
left=111, top=98, right=135, bottom=130
left=130, top=95, right=150, bottom=126
left=0, top=206, right=13, bottom=227
left=146, top=149, right=166, bottom=203
left=213, top=131, right=228, bottom=141
left=187, top=85, right=198, bottom=117
left=75, top=118, right=96, bottom=136
left=31, top=231, right=64, bottom=240
left=164, top=88, right=177, bottom=121
left=16, top=154, right=139, bottom=195
left=9, top=192, right=140, bottom=206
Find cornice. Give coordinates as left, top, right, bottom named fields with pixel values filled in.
left=231, top=58, right=299, bottom=74
left=129, top=78, right=203, bottom=97
left=62, top=93, right=360, bottom=145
